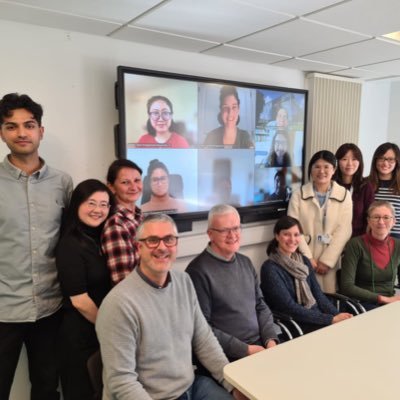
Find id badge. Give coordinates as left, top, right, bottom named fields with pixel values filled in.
left=317, top=234, right=331, bottom=244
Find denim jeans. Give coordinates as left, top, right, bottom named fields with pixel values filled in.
left=176, top=375, right=233, bottom=400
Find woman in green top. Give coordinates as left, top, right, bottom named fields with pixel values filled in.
left=341, top=200, right=400, bottom=310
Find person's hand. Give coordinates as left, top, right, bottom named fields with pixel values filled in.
left=310, top=258, right=318, bottom=270
left=247, top=344, right=265, bottom=355
left=378, top=295, right=400, bottom=304
left=332, top=313, right=352, bottom=323
left=316, top=261, right=329, bottom=275
left=266, top=340, right=277, bottom=349
left=232, top=388, right=250, bottom=400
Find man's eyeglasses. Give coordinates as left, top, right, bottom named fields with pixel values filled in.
left=209, top=226, right=242, bottom=236
left=149, top=111, right=173, bottom=121
left=368, top=215, right=393, bottom=222
left=377, top=157, right=396, bottom=164
left=85, top=200, right=110, bottom=210
left=138, top=235, right=178, bottom=248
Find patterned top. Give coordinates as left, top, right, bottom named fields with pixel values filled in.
left=101, top=204, right=143, bottom=285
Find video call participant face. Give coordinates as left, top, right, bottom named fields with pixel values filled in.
left=149, top=99, right=172, bottom=136
left=110, top=167, right=143, bottom=209
left=150, top=167, right=169, bottom=197
left=274, top=132, right=288, bottom=158
left=274, top=173, right=286, bottom=195
left=221, top=95, right=240, bottom=129
left=208, top=212, right=241, bottom=259
left=276, top=108, right=288, bottom=129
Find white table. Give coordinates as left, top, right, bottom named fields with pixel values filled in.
left=224, top=301, right=400, bottom=400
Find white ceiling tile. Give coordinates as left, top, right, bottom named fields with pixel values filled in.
left=203, top=44, right=291, bottom=64
left=307, top=0, right=400, bottom=36
left=1, top=0, right=161, bottom=23
left=231, top=18, right=368, bottom=57
left=273, top=57, right=346, bottom=73
left=133, top=0, right=292, bottom=43
left=358, top=59, right=400, bottom=76
left=112, top=25, right=219, bottom=52
left=328, top=68, right=385, bottom=80
left=306, top=38, right=400, bottom=68
left=0, top=2, right=120, bottom=35
left=236, top=0, right=344, bottom=16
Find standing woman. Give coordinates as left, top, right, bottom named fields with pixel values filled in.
left=56, top=179, right=115, bottom=400
left=288, top=150, right=352, bottom=292
left=102, top=159, right=144, bottom=285
left=368, top=142, right=400, bottom=239
left=334, top=143, right=374, bottom=237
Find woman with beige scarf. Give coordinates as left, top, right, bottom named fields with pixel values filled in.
left=260, top=216, right=352, bottom=334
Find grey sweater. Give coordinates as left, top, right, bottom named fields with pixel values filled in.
left=96, top=268, right=231, bottom=400
left=186, top=249, right=278, bottom=360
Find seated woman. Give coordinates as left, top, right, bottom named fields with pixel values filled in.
left=341, top=200, right=400, bottom=310
left=203, top=85, right=254, bottom=148
left=56, top=179, right=115, bottom=400
left=141, top=159, right=186, bottom=213
left=136, top=95, right=189, bottom=148
left=260, top=215, right=352, bottom=334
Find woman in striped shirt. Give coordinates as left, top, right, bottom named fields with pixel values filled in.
left=368, top=142, right=400, bottom=239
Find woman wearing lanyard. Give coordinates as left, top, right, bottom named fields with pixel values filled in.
left=288, top=150, right=353, bottom=292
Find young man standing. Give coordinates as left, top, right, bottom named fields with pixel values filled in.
left=0, top=93, right=73, bottom=400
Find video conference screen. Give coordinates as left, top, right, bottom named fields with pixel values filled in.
left=115, top=66, right=307, bottom=221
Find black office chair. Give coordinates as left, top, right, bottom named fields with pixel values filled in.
left=87, top=350, right=103, bottom=400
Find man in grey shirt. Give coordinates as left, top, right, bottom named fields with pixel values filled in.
left=186, top=204, right=278, bottom=362
left=0, top=93, right=73, bottom=400
left=96, top=214, right=247, bottom=400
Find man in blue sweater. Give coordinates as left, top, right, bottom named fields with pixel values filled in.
left=96, top=213, right=247, bottom=400
left=186, top=204, right=278, bottom=361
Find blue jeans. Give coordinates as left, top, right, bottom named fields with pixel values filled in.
left=177, top=375, right=233, bottom=400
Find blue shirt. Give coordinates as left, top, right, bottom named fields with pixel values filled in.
left=0, top=156, right=73, bottom=322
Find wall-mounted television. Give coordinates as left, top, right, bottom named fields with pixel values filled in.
left=115, top=66, right=307, bottom=231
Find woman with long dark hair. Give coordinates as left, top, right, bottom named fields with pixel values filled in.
left=261, top=216, right=351, bottom=333
left=204, top=85, right=254, bottom=148
left=368, top=142, right=400, bottom=239
left=334, top=143, right=374, bottom=237
left=137, top=95, right=189, bottom=148
left=56, top=179, right=114, bottom=400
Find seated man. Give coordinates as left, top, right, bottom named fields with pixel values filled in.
left=186, top=204, right=278, bottom=362
left=96, top=214, right=245, bottom=400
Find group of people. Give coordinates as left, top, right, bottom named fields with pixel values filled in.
left=1, top=91, right=400, bottom=400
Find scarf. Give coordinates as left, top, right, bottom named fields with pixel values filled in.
left=269, top=251, right=316, bottom=309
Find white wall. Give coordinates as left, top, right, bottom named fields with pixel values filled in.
left=358, top=80, right=392, bottom=174
left=2, top=19, right=306, bottom=400
left=388, top=80, right=400, bottom=145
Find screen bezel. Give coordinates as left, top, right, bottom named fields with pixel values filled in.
left=115, top=66, right=307, bottom=231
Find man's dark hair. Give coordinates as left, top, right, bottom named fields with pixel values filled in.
left=0, top=93, right=43, bottom=126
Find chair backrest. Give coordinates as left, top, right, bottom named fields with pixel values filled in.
left=87, top=350, right=103, bottom=400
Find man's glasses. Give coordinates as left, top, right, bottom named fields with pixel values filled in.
left=377, top=157, right=396, bottom=164
left=85, top=200, right=110, bottom=210
left=138, top=235, right=178, bottom=248
left=368, top=215, right=393, bottom=222
left=149, top=111, right=173, bottom=121
left=209, top=226, right=242, bottom=236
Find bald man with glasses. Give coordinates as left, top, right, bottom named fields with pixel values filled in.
left=186, top=204, right=278, bottom=363
left=96, top=214, right=247, bottom=400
